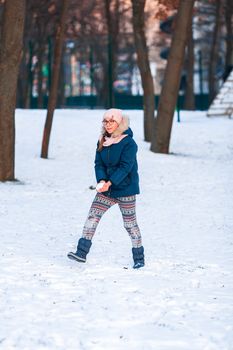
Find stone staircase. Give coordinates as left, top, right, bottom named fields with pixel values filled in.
left=207, top=70, right=233, bottom=118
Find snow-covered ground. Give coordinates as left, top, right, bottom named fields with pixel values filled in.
left=0, top=109, right=233, bottom=350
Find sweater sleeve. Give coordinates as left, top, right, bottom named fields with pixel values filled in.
left=94, top=146, right=108, bottom=182
left=109, top=140, right=137, bottom=186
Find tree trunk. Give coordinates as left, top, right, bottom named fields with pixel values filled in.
left=0, top=0, right=26, bottom=181
left=105, top=0, right=114, bottom=108
left=17, top=62, right=25, bottom=108
left=41, top=0, right=69, bottom=159
left=132, top=0, right=155, bottom=142
left=47, top=37, right=52, bottom=92
left=104, top=0, right=120, bottom=108
left=150, top=0, right=195, bottom=154
left=27, top=41, right=34, bottom=109
left=58, top=57, right=65, bottom=107
left=184, top=23, right=195, bottom=110
left=224, top=0, right=233, bottom=81
left=208, top=0, right=221, bottom=104
left=37, top=41, right=45, bottom=108
left=99, top=66, right=109, bottom=107
left=17, top=42, right=30, bottom=108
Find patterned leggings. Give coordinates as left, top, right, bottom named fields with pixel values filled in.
left=82, top=193, right=142, bottom=248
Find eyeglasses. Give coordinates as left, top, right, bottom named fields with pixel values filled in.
left=102, top=119, right=117, bottom=126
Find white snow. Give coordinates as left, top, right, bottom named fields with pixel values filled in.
left=0, top=109, right=233, bottom=350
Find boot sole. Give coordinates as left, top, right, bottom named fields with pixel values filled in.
left=67, top=252, right=86, bottom=263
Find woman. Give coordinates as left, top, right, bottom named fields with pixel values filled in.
left=68, top=108, right=144, bottom=269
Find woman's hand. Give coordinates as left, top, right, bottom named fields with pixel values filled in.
left=96, top=181, right=112, bottom=192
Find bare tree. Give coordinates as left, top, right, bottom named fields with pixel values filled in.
left=131, top=0, right=155, bottom=142
left=104, top=0, right=120, bottom=107
left=0, top=0, right=26, bottom=181
left=41, top=0, right=69, bottom=159
left=184, top=23, right=195, bottom=110
left=223, top=0, right=233, bottom=80
left=150, top=0, right=195, bottom=154
left=208, top=0, right=221, bottom=104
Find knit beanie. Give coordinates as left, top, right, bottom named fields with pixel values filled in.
left=103, top=108, right=123, bottom=125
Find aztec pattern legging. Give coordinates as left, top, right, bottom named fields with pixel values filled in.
left=82, top=193, right=142, bottom=248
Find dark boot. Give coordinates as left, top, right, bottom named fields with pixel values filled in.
left=67, top=238, right=92, bottom=263
left=132, top=246, right=145, bottom=269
